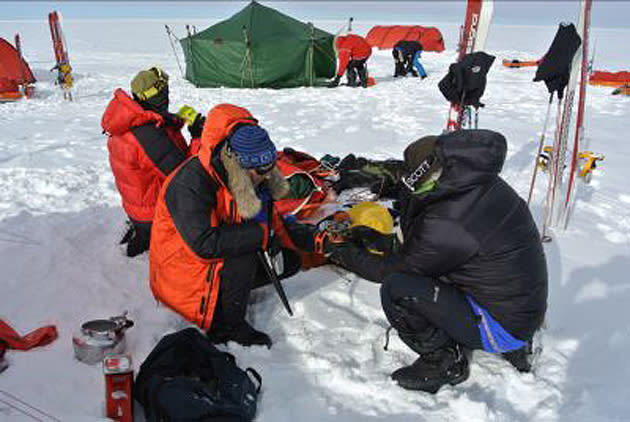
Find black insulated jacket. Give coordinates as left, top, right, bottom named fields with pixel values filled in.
left=334, top=129, right=548, bottom=340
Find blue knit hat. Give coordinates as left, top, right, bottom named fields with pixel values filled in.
left=230, top=125, right=277, bottom=169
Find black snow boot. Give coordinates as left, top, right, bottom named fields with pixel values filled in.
left=502, top=342, right=533, bottom=373
left=207, top=321, right=272, bottom=349
left=391, top=342, right=470, bottom=393
left=123, top=220, right=151, bottom=257
left=346, top=67, right=358, bottom=87
left=357, top=66, right=369, bottom=88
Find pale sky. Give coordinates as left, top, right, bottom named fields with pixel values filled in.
left=0, top=1, right=627, bottom=29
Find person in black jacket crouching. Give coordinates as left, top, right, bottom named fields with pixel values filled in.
left=327, top=129, right=548, bottom=393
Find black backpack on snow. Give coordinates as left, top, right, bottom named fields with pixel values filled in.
left=134, top=328, right=262, bottom=422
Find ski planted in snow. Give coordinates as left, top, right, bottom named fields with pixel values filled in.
left=13, top=34, right=34, bottom=98
left=445, top=0, right=494, bottom=132
left=48, top=11, right=74, bottom=100
left=540, top=0, right=591, bottom=241
left=528, top=22, right=582, bottom=216
left=560, top=0, right=593, bottom=230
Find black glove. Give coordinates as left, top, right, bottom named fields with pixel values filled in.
left=327, top=242, right=358, bottom=267
left=119, top=220, right=134, bottom=245
left=328, top=75, right=341, bottom=88
left=188, top=115, right=205, bottom=138
left=348, top=226, right=398, bottom=255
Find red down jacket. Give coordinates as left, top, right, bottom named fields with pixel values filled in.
left=102, top=89, right=195, bottom=222
left=335, top=34, right=373, bottom=77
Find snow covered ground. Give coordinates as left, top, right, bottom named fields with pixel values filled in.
left=1, top=2, right=629, bottom=421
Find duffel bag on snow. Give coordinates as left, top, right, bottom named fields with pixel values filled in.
left=134, top=328, right=262, bottom=422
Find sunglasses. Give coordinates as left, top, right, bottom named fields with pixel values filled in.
left=253, top=162, right=275, bottom=175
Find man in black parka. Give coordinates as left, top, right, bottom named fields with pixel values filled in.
left=392, top=40, right=427, bottom=79
left=328, top=129, right=548, bottom=393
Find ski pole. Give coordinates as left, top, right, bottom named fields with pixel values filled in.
left=165, top=25, right=184, bottom=77
left=334, top=16, right=353, bottom=35
left=257, top=250, right=293, bottom=316
left=527, top=93, right=554, bottom=205
left=541, top=97, right=564, bottom=242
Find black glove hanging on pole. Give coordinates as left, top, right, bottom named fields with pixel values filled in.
left=438, top=51, right=496, bottom=109
left=534, top=23, right=582, bottom=100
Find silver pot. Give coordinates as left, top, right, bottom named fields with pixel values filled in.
left=73, top=313, right=134, bottom=365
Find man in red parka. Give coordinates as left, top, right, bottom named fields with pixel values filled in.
left=329, top=34, right=373, bottom=88
left=102, top=67, right=203, bottom=257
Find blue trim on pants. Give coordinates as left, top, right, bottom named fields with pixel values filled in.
left=466, top=295, right=526, bottom=353
left=412, top=51, right=427, bottom=78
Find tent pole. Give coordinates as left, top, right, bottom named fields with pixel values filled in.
left=308, top=22, right=314, bottom=86
left=241, top=26, right=254, bottom=88
left=185, top=25, right=197, bottom=86
left=165, top=25, right=184, bottom=78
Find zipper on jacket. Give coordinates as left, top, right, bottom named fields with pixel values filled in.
left=200, top=263, right=216, bottom=329
left=199, top=297, right=206, bottom=315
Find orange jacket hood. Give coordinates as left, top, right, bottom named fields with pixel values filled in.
left=198, top=103, right=258, bottom=182
left=101, top=88, right=163, bottom=136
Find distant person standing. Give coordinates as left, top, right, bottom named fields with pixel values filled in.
left=329, top=34, right=372, bottom=88
left=393, top=40, right=427, bottom=79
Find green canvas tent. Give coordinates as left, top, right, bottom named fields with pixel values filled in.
left=180, top=1, right=336, bottom=88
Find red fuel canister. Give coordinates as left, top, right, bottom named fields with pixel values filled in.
left=103, top=354, right=134, bottom=422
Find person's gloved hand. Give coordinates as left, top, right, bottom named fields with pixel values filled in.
left=251, top=187, right=272, bottom=224
left=176, top=104, right=199, bottom=126
left=188, top=115, right=205, bottom=138
left=348, top=225, right=397, bottom=255
left=328, top=75, right=341, bottom=88
left=283, top=214, right=298, bottom=225
left=252, top=208, right=268, bottom=225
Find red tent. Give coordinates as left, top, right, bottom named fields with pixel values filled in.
left=589, top=71, right=630, bottom=87
left=366, top=25, right=445, bottom=52
left=0, top=37, right=35, bottom=98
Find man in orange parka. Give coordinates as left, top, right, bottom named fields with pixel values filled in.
left=102, top=67, right=203, bottom=257
left=329, top=34, right=373, bottom=88
left=150, top=104, right=313, bottom=348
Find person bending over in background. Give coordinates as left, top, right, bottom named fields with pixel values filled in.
left=150, top=104, right=308, bottom=348
left=321, top=130, right=548, bottom=393
left=393, top=40, right=427, bottom=79
left=102, top=66, right=204, bottom=257
left=329, top=34, right=372, bottom=88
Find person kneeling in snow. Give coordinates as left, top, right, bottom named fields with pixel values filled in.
left=102, top=67, right=204, bottom=257
left=323, top=130, right=548, bottom=393
left=393, top=40, right=427, bottom=79
left=150, top=104, right=308, bottom=348
left=329, top=34, right=372, bottom=88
